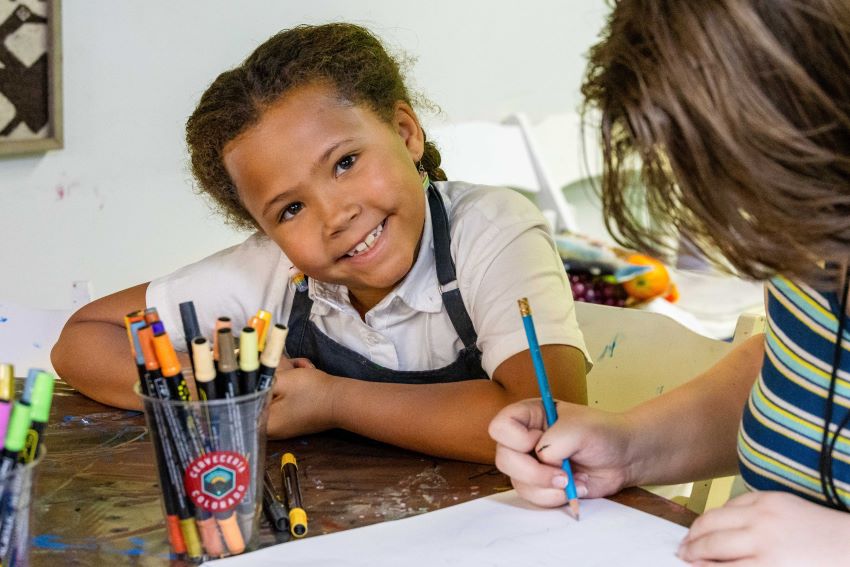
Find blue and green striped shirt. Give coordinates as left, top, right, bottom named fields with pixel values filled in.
left=738, top=276, right=850, bottom=506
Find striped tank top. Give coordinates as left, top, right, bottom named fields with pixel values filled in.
left=738, top=276, right=850, bottom=506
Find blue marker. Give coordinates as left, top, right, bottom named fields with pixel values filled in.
left=518, top=297, right=580, bottom=520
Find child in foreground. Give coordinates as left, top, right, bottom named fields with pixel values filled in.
left=52, top=23, right=589, bottom=464
left=490, top=0, right=850, bottom=563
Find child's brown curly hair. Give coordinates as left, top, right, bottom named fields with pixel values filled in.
left=186, top=23, right=446, bottom=231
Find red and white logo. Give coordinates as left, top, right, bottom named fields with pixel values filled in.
left=184, top=451, right=250, bottom=512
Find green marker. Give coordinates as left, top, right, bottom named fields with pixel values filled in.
left=22, top=371, right=54, bottom=464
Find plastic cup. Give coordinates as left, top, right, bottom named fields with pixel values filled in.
left=0, top=447, right=44, bottom=567
left=137, top=385, right=272, bottom=562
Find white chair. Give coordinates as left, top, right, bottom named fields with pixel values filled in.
left=0, top=281, right=91, bottom=374
left=575, top=301, right=765, bottom=512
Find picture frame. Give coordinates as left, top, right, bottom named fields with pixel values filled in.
left=0, top=0, right=63, bottom=157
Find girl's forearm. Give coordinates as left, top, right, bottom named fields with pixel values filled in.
left=623, top=335, right=765, bottom=487
left=328, top=377, right=525, bottom=463
left=52, top=319, right=145, bottom=409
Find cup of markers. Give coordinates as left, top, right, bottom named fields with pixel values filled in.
left=0, top=365, right=55, bottom=567
left=127, top=304, right=286, bottom=563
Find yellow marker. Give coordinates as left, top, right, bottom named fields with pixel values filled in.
left=0, top=364, right=14, bottom=402
left=281, top=453, right=308, bottom=537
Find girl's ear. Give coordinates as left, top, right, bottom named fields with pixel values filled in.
left=393, top=101, right=425, bottom=161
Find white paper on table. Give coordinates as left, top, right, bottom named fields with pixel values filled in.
left=209, top=490, right=687, bottom=566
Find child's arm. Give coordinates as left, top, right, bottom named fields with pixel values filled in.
left=266, top=343, right=587, bottom=464
left=620, top=333, right=763, bottom=485
left=51, top=283, right=166, bottom=409
left=489, top=334, right=764, bottom=505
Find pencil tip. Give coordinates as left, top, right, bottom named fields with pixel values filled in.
left=569, top=499, right=581, bottom=521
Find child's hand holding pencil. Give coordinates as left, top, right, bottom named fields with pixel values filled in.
left=489, top=398, right=632, bottom=508
left=487, top=298, right=634, bottom=516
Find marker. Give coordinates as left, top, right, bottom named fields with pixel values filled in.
left=257, top=324, right=287, bottom=392
left=152, top=324, right=207, bottom=458
left=281, top=453, right=308, bottom=537
left=214, top=330, right=249, bottom=554
left=212, top=317, right=232, bottom=363
left=262, top=470, right=289, bottom=534
left=152, top=326, right=193, bottom=403
left=518, top=298, right=580, bottom=520
left=130, top=320, right=153, bottom=393
left=124, top=313, right=151, bottom=395
left=188, top=347, right=233, bottom=559
left=247, top=315, right=266, bottom=352
left=0, top=366, right=15, bottom=451
left=139, top=326, right=202, bottom=559
left=255, top=310, right=273, bottom=351
left=219, top=331, right=254, bottom=543
left=22, top=371, right=54, bottom=464
left=143, top=307, right=160, bottom=325
left=192, top=338, right=218, bottom=405
left=21, top=369, right=42, bottom=403
left=132, top=325, right=185, bottom=554
left=0, top=365, right=13, bottom=403
left=192, top=338, right=221, bottom=455
left=153, top=330, right=219, bottom=557
left=238, top=327, right=259, bottom=393
left=0, top=403, right=30, bottom=485
left=179, top=301, right=201, bottom=372
left=0, top=402, right=32, bottom=563
left=216, top=329, right=241, bottom=399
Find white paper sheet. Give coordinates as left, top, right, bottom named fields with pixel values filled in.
left=209, top=491, right=687, bottom=566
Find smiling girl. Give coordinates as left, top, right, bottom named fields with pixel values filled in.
left=52, top=23, right=589, bottom=463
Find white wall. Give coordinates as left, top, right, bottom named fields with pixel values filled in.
left=0, top=0, right=607, bottom=309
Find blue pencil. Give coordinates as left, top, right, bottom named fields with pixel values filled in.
left=517, top=297, right=580, bottom=520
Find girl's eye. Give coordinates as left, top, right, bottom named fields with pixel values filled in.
left=278, top=202, right=303, bottom=223
left=334, top=154, right=356, bottom=176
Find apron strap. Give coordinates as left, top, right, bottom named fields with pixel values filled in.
left=427, top=184, right=478, bottom=350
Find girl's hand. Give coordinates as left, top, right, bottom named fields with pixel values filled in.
left=678, top=491, right=850, bottom=565
left=266, top=358, right=337, bottom=439
left=488, top=399, right=633, bottom=507
left=274, top=356, right=315, bottom=372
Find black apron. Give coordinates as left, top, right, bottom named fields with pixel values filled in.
left=284, top=184, right=487, bottom=384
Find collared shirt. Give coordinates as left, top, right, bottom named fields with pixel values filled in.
left=148, top=181, right=590, bottom=377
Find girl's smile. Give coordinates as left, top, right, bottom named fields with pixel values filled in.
left=342, top=219, right=386, bottom=259
left=222, top=82, right=426, bottom=314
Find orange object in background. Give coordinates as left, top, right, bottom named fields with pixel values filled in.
left=622, top=254, right=675, bottom=301
left=664, top=283, right=680, bottom=303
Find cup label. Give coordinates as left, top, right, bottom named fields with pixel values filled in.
left=184, top=451, right=250, bottom=512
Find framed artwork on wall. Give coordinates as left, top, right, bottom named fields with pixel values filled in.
left=0, top=0, right=62, bottom=157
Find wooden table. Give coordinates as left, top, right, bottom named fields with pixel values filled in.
left=30, top=381, right=696, bottom=566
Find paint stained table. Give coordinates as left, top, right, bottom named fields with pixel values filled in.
left=32, top=380, right=696, bottom=565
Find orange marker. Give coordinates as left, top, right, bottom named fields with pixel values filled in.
left=138, top=326, right=201, bottom=559
left=255, top=310, right=273, bottom=351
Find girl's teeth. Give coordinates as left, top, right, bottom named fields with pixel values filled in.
left=346, top=222, right=384, bottom=257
